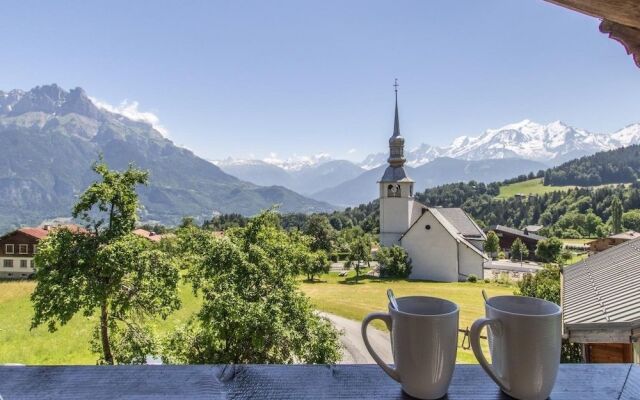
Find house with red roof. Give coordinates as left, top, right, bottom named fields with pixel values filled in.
left=0, top=224, right=86, bottom=279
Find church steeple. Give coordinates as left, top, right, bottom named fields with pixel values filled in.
left=378, top=79, right=416, bottom=248
left=388, top=79, right=406, bottom=168
left=393, top=79, right=400, bottom=137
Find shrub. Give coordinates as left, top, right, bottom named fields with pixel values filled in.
left=375, top=245, right=412, bottom=278
left=467, top=274, right=478, bottom=283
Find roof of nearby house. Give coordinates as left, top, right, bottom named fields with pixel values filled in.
left=1, top=224, right=88, bottom=241
left=485, top=225, right=547, bottom=242
left=610, top=231, right=640, bottom=240
left=436, top=208, right=486, bottom=239
left=132, top=228, right=173, bottom=242
left=563, top=236, right=640, bottom=328
left=16, top=227, right=49, bottom=239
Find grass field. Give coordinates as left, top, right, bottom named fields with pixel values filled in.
left=0, top=280, right=202, bottom=365
left=496, top=178, right=574, bottom=199
left=300, top=271, right=515, bottom=363
left=562, top=238, right=593, bottom=246
left=1, top=273, right=516, bottom=365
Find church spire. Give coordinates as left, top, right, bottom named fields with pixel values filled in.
left=393, top=78, right=400, bottom=137
left=388, top=79, right=405, bottom=168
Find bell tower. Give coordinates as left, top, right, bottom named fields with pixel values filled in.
left=379, top=80, right=416, bottom=247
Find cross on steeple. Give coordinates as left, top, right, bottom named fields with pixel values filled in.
left=393, top=78, right=399, bottom=94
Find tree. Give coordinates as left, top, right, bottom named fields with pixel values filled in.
left=162, top=210, right=341, bottom=364
left=303, top=215, right=335, bottom=253
left=610, top=197, right=624, bottom=234
left=516, top=265, right=582, bottom=363
left=344, top=235, right=372, bottom=283
left=510, top=238, right=529, bottom=262
left=584, top=211, right=603, bottom=237
left=535, top=237, right=564, bottom=263
left=302, top=251, right=331, bottom=281
left=484, top=231, right=500, bottom=258
left=31, top=160, right=181, bottom=364
left=375, top=245, right=412, bottom=278
left=622, top=209, right=640, bottom=232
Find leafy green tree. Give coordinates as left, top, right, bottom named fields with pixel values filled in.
left=622, top=209, right=640, bottom=232
left=535, top=237, right=564, bottom=263
left=510, top=238, right=529, bottom=262
left=375, top=245, right=412, bottom=278
left=484, top=231, right=500, bottom=258
left=584, top=211, right=603, bottom=237
left=303, top=214, right=335, bottom=253
left=302, top=251, right=331, bottom=281
left=610, top=197, right=624, bottom=234
left=516, top=265, right=582, bottom=362
left=595, top=224, right=611, bottom=238
left=163, top=210, right=341, bottom=364
left=31, top=160, right=181, bottom=364
left=344, top=235, right=372, bottom=283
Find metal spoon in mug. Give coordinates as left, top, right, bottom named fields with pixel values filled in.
left=387, top=288, right=399, bottom=311
left=482, top=289, right=489, bottom=303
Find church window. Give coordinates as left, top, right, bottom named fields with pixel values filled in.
left=425, top=225, right=431, bottom=230
left=387, top=184, right=400, bottom=198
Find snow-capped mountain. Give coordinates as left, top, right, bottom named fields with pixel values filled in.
left=215, top=153, right=333, bottom=172
left=359, top=120, right=640, bottom=169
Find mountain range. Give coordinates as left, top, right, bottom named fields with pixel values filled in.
left=361, top=119, right=640, bottom=169
left=3, top=84, right=640, bottom=231
left=0, top=84, right=334, bottom=232
left=217, top=119, right=640, bottom=206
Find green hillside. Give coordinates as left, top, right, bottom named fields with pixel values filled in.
left=496, top=178, right=574, bottom=199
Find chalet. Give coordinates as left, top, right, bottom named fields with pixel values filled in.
left=587, top=231, right=640, bottom=253
left=484, top=225, right=547, bottom=258
left=0, top=224, right=86, bottom=279
left=0, top=227, right=46, bottom=279
left=563, top=236, right=640, bottom=363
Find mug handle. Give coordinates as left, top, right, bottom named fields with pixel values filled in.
left=470, top=317, right=510, bottom=392
left=361, top=312, right=400, bottom=382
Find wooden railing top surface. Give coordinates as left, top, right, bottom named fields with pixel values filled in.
left=0, top=364, right=638, bottom=399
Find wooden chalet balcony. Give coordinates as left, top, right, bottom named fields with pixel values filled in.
left=0, top=363, right=638, bottom=399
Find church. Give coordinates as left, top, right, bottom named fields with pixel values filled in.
left=378, top=87, right=487, bottom=282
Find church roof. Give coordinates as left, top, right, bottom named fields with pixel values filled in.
left=379, top=166, right=414, bottom=183
left=436, top=208, right=486, bottom=239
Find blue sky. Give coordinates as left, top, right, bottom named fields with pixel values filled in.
left=1, top=0, right=639, bottom=162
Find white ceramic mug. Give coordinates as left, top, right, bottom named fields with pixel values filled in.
left=470, top=295, right=562, bottom=400
left=361, top=296, right=459, bottom=400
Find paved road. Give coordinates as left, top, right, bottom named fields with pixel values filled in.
left=319, top=312, right=392, bottom=364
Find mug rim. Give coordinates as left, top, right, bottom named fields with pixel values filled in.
left=486, top=295, right=561, bottom=317
left=389, top=295, right=459, bottom=317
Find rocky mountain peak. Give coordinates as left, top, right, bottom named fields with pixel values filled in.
left=0, top=84, right=100, bottom=120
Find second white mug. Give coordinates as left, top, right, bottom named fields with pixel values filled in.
left=470, top=295, right=562, bottom=400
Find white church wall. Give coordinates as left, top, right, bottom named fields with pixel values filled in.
left=380, top=197, right=414, bottom=247
left=458, top=242, right=484, bottom=280
left=401, top=211, right=459, bottom=282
